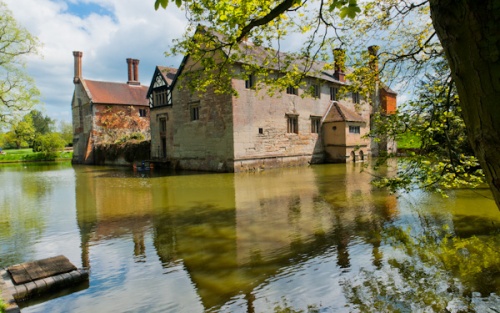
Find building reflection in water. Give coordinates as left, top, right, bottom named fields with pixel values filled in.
left=74, top=164, right=398, bottom=311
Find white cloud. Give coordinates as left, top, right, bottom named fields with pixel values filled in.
left=4, top=0, right=187, bottom=123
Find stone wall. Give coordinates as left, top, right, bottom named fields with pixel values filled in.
left=169, top=72, right=235, bottom=172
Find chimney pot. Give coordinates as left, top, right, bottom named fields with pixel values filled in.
left=133, top=59, right=140, bottom=83
left=127, top=58, right=134, bottom=84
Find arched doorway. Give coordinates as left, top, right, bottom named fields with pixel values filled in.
left=351, top=151, right=356, bottom=162
left=359, top=150, right=364, bottom=161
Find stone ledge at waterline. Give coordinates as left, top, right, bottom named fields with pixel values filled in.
left=0, top=255, right=89, bottom=312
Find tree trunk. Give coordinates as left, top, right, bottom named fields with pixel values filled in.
left=430, top=0, right=500, bottom=210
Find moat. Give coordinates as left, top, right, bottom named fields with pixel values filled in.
left=0, top=162, right=499, bottom=312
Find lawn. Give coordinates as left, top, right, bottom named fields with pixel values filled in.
left=0, top=148, right=72, bottom=163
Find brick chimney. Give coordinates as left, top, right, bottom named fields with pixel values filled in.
left=333, top=48, right=346, bottom=83
left=133, top=59, right=140, bottom=82
left=127, top=58, right=140, bottom=85
left=73, top=51, right=83, bottom=84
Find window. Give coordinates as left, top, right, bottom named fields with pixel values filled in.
left=287, top=114, right=299, bottom=134
left=191, top=106, right=199, bottom=121
left=311, top=117, right=321, bottom=133
left=154, top=89, right=171, bottom=106
left=330, top=87, right=338, bottom=101
left=258, top=128, right=263, bottom=134
left=245, top=74, right=255, bottom=89
left=159, top=118, right=167, bottom=135
left=139, top=108, right=147, bottom=117
left=349, top=126, right=360, bottom=134
left=352, top=92, right=361, bottom=104
left=312, top=84, right=320, bottom=98
left=286, top=86, right=298, bottom=95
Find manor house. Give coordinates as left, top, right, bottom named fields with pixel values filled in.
left=147, top=35, right=396, bottom=172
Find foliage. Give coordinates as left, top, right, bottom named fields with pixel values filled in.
left=29, top=110, right=54, bottom=135
left=0, top=295, right=4, bottom=313
left=30, top=110, right=56, bottom=151
left=396, top=132, right=420, bottom=149
left=115, top=132, right=145, bottom=145
left=37, top=132, right=66, bottom=157
left=98, top=106, right=150, bottom=144
left=94, top=140, right=150, bottom=164
left=342, top=225, right=500, bottom=312
left=59, top=121, right=73, bottom=146
left=6, top=114, right=35, bottom=149
left=369, top=60, right=484, bottom=194
left=0, top=1, right=40, bottom=126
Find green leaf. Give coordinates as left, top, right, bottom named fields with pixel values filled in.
left=175, top=0, right=182, bottom=8
left=155, top=0, right=169, bottom=10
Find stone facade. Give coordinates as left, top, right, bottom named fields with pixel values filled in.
left=148, top=41, right=397, bottom=173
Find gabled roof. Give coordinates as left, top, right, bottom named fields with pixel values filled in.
left=158, top=66, right=177, bottom=85
left=146, top=66, right=178, bottom=98
left=323, top=102, right=366, bottom=123
left=381, top=84, right=397, bottom=95
left=83, top=79, right=149, bottom=106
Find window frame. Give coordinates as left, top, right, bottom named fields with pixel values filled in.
left=352, top=91, right=361, bottom=104
left=139, top=108, right=147, bottom=117
left=245, top=74, right=255, bottom=89
left=349, top=125, right=361, bottom=134
left=287, top=114, right=299, bottom=134
left=330, top=86, right=338, bottom=101
left=312, top=84, right=321, bottom=99
left=286, top=86, right=298, bottom=96
left=189, top=101, right=200, bottom=121
left=310, top=116, right=321, bottom=134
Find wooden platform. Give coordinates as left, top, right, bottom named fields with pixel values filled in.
left=1, top=255, right=88, bottom=309
left=8, top=255, right=77, bottom=285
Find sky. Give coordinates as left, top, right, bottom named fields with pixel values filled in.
left=4, top=0, right=188, bottom=124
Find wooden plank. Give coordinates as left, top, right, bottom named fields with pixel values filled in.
left=37, top=256, right=76, bottom=278
left=7, top=256, right=77, bottom=285
left=7, top=264, right=31, bottom=285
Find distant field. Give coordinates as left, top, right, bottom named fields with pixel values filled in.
left=0, top=148, right=72, bottom=163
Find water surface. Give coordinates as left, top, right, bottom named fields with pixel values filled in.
left=0, top=162, right=499, bottom=312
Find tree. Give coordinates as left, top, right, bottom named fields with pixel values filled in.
left=0, top=1, right=40, bottom=126
left=154, top=0, right=500, bottom=210
left=29, top=110, right=55, bottom=151
left=428, top=1, right=500, bottom=210
left=6, top=114, right=35, bottom=149
left=59, top=120, right=73, bottom=147
left=29, top=110, right=54, bottom=135
left=38, top=132, right=65, bottom=157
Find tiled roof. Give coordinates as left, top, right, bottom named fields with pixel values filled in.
left=157, top=66, right=177, bottom=85
left=83, top=79, right=149, bottom=106
left=323, top=102, right=366, bottom=123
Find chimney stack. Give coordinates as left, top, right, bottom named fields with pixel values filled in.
left=133, top=59, right=139, bottom=82
left=73, top=51, right=83, bottom=84
left=127, top=58, right=140, bottom=85
left=333, top=48, right=346, bottom=83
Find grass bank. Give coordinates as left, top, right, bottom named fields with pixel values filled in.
left=0, top=148, right=72, bottom=163
left=0, top=295, right=5, bottom=313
